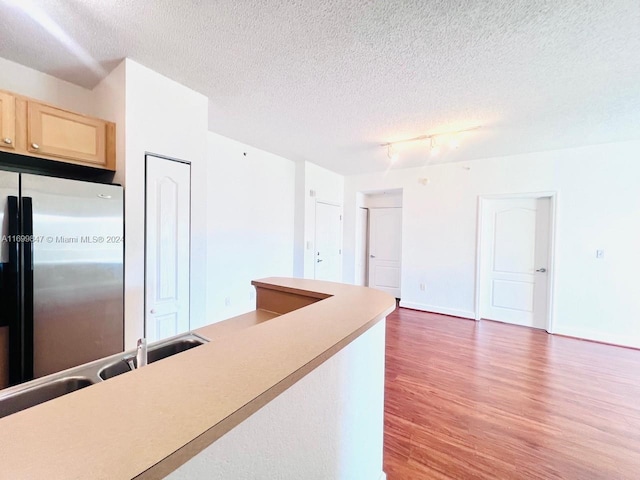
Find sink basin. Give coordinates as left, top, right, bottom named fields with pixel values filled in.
left=99, top=334, right=207, bottom=379
left=0, top=377, right=94, bottom=419
left=98, top=360, right=131, bottom=380
left=134, top=337, right=205, bottom=368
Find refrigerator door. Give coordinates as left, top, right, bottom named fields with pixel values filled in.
left=21, top=174, right=123, bottom=378
left=0, top=171, right=19, bottom=387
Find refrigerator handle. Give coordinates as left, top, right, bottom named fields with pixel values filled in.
left=6, top=196, right=22, bottom=385
left=21, top=196, right=34, bottom=381
left=7, top=197, right=19, bottom=273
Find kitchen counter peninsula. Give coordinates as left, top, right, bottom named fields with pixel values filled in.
left=0, top=277, right=395, bottom=479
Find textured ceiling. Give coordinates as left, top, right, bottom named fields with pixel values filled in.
left=1, top=0, right=639, bottom=174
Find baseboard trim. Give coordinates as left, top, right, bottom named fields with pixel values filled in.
left=399, top=301, right=475, bottom=320
left=553, top=326, right=640, bottom=350
left=398, top=303, right=640, bottom=350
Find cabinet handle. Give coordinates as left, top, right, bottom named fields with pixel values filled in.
left=31, top=143, right=39, bottom=150
left=2, top=138, right=12, bottom=145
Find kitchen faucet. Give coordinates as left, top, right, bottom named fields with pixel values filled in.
left=135, top=338, right=147, bottom=368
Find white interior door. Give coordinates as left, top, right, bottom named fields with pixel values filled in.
left=480, top=197, right=550, bottom=329
left=368, top=208, right=402, bottom=298
left=145, top=155, right=191, bottom=342
left=314, top=202, right=342, bottom=282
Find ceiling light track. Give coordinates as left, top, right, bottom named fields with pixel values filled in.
left=380, top=126, right=481, bottom=161
left=380, top=126, right=481, bottom=148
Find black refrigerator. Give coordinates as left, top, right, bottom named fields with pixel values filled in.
left=0, top=171, right=124, bottom=386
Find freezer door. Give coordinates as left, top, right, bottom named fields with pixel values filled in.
left=0, top=171, right=19, bottom=387
left=21, top=174, right=123, bottom=378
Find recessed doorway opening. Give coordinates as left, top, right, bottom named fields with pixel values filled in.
left=356, top=189, right=403, bottom=299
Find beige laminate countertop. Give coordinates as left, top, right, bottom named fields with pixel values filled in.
left=0, top=278, right=395, bottom=479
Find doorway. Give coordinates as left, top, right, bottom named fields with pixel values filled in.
left=314, top=201, right=342, bottom=282
left=477, top=194, right=556, bottom=331
left=145, top=154, right=191, bottom=342
left=368, top=207, right=402, bottom=298
left=355, top=189, right=403, bottom=297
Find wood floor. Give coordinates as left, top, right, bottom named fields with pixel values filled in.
left=383, top=308, right=640, bottom=479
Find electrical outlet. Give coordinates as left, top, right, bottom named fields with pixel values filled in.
left=419, top=283, right=426, bottom=291
left=596, top=249, right=605, bottom=259
left=224, top=296, right=231, bottom=307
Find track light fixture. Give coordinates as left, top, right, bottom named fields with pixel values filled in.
left=380, top=126, right=480, bottom=162
left=387, top=144, right=399, bottom=163
left=429, top=137, right=441, bottom=156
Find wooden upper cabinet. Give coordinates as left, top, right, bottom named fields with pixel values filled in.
left=0, top=88, right=116, bottom=171
left=27, top=102, right=114, bottom=169
left=0, top=91, right=16, bottom=152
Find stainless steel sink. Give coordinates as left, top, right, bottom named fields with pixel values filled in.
left=0, top=377, right=94, bottom=419
left=134, top=336, right=205, bottom=367
left=98, top=359, right=131, bottom=380
left=0, top=332, right=209, bottom=418
left=99, top=334, right=207, bottom=379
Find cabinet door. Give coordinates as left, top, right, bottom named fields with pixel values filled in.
left=27, top=102, right=108, bottom=167
left=0, top=92, right=16, bottom=151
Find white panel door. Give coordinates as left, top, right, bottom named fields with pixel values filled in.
left=145, top=156, right=191, bottom=342
left=480, top=198, right=550, bottom=329
left=368, top=208, right=402, bottom=298
left=314, top=202, right=342, bottom=282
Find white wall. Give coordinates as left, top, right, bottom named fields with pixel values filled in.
left=294, top=161, right=345, bottom=279
left=344, top=140, right=640, bottom=348
left=168, top=319, right=386, bottom=480
left=205, top=132, right=295, bottom=325
left=96, top=59, right=209, bottom=348
left=0, top=56, right=94, bottom=115
left=293, top=161, right=306, bottom=277
left=91, top=61, right=126, bottom=184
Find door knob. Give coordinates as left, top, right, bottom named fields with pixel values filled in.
left=2, top=138, right=12, bottom=145
left=31, top=143, right=40, bottom=150
left=149, top=308, right=156, bottom=314
left=317, top=259, right=323, bottom=263
left=370, top=254, right=375, bottom=258
left=536, top=268, right=547, bottom=273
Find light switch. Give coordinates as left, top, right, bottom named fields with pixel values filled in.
left=596, top=249, right=605, bottom=259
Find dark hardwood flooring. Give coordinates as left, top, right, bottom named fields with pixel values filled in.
left=383, top=307, right=640, bottom=479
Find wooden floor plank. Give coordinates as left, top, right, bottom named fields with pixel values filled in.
left=383, top=308, right=640, bottom=479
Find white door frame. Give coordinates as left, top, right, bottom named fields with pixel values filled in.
left=356, top=207, right=369, bottom=286
left=474, top=192, right=558, bottom=333
left=144, top=152, right=192, bottom=338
